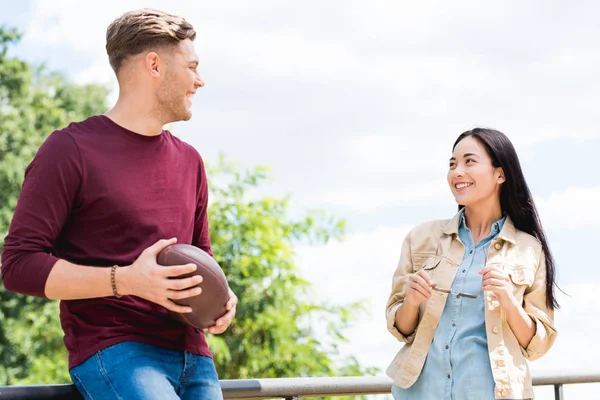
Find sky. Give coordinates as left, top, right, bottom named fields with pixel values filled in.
left=1, top=1, right=599, bottom=398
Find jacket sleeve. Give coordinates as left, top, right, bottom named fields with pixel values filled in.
left=386, top=230, right=417, bottom=344
left=1, top=131, right=82, bottom=298
left=520, top=248, right=558, bottom=361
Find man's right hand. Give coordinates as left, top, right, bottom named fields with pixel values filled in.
left=117, top=238, right=202, bottom=313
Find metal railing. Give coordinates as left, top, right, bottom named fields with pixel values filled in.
left=1, top=373, right=599, bottom=399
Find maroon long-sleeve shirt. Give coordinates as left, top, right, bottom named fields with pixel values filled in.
left=1, top=115, right=213, bottom=369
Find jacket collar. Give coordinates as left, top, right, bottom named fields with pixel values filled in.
left=442, top=208, right=517, bottom=245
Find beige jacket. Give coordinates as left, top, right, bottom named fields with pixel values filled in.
left=386, top=210, right=557, bottom=399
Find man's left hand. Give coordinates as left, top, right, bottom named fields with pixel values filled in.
left=204, top=288, right=238, bottom=334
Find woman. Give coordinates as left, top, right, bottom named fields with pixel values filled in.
left=385, top=128, right=558, bottom=400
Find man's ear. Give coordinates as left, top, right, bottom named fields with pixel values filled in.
left=145, top=52, right=161, bottom=77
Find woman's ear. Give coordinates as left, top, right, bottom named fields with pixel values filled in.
left=497, top=168, right=506, bottom=184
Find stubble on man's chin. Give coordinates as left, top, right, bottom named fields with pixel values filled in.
left=169, top=110, right=192, bottom=123
left=154, top=102, right=192, bottom=125
left=179, top=109, right=192, bottom=122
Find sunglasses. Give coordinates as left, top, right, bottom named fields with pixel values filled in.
left=430, top=245, right=488, bottom=300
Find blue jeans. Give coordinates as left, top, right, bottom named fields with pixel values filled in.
left=69, top=341, right=223, bottom=400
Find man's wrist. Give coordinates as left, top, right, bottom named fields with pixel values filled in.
left=113, top=265, right=132, bottom=297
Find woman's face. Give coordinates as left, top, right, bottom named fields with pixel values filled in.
left=447, top=136, right=505, bottom=208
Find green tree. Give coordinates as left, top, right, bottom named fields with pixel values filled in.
left=0, top=27, right=377, bottom=396
left=206, top=157, right=375, bottom=383
left=0, top=26, right=109, bottom=385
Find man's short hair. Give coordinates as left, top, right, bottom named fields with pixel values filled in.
left=106, top=8, right=196, bottom=74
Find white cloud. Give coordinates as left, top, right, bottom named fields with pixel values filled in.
left=296, top=225, right=413, bottom=375
left=315, top=181, right=450, bottom=213
left=16, top=0, right=600, bottom=215
left=72, top=59, right=114, bottom=87
left=309, top=135, right=453, bottom=211
left=21, top=0, right=600, bottom=136
left=537, top=186, right=600, bottom=231
left=347, top=135, right=450, bottom=173
left=527, top=283, right=600, bottom=399
left=24, top=0, right=117, bottom=51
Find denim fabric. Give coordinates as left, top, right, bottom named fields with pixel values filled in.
left=69, top=341, right=223, bottom=400
left=392, top=214, right=506, bottom=400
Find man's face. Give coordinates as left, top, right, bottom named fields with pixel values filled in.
left=156, top=39, right=204, bottom=123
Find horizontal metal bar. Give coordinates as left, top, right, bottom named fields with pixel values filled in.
left=0, top=383, right=81, bottom=400
left=532, top=372, right=600, bottom=386
left=1, top=373, right=599, bottom=399
left=220, top=376, right=393, bottom=399
left=219, top=374, right=600, bottom=399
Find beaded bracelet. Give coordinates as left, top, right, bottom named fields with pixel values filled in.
left=111, top=265, right=122, bottom=298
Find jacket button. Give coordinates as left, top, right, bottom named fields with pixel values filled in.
left=497, top=360, right=505, bottom=367
left=494, top=242, right=502, bottom=250
left=492, top=326, right=500, bottom=334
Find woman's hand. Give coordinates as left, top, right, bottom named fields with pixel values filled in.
left=405, top=270, right=436, bottom=306
left=479, top=265, right=514, bottom=307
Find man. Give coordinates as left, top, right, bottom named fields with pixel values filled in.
left=1, top=8, right=236, bottom=400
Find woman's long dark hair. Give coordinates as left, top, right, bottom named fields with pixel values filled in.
left=453, top=128, right=559, bottom=309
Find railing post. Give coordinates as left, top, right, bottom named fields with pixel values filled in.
left=554, top=383, right=563, bottom=400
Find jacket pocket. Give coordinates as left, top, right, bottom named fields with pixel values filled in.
left=506, top=267, right=535, bottom=286
left=506, top=266, right=535, bottom=300
left=412, top=255, right=442, bottom=279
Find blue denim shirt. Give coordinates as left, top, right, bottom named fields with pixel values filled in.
left=392, top=214, right=506, bottom=400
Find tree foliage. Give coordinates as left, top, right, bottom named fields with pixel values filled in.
left=206, top=157, right=374, bottom=383
left=0, top=26, right=109, bottom=385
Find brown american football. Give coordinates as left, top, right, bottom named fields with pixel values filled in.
left=157, top=243, right=229, bottom=330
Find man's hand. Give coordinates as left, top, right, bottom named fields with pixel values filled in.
left=118, top=238, right=203, bottom=314
left=204, top=288, right=238, bottom=335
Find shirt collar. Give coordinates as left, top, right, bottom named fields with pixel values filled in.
left=443, top=208, right=517, bottom=245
